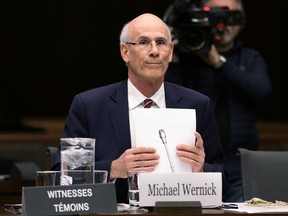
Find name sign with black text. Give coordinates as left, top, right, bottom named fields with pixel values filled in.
left=139, top=172, right=222, bottom=207
left=22, top=183, right=117, bottom=216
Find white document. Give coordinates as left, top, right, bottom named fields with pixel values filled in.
left=225, top=203, right=288, bottom=213
left=133, top=108, right=196, bottom=173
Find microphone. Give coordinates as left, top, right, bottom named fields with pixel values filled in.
left=159, top=129, right=175, bottom=172
left=159, top=129, right=167, bottom=145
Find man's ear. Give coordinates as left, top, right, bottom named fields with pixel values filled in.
left=120, top=44, right=129, bottom=63
left=169, top=43, right=174, bottom=63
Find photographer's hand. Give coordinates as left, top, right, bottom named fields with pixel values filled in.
left=198, top=45, right=220, bottom=66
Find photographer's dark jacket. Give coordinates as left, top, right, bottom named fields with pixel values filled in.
left=165, top=40, right=272, bottom=162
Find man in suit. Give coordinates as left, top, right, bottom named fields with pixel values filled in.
left=54, top=13, right=224, bottom=203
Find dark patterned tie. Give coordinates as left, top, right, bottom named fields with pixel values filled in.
left=143, top=99, right=153, bottom=108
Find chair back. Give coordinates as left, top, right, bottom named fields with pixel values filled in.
left=238, top=148, right=288, bottom=202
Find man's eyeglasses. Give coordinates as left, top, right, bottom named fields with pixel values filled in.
left=126, top=39, right=171, bottom=51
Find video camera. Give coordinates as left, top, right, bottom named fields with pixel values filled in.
left=164, top=0, right=244, bottom=53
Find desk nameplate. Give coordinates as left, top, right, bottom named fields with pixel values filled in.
left=139, top=172, right=222, bottom=207
left=22, top=183, right=117, bottom=216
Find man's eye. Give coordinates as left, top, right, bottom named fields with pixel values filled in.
left=156, top=40, right=166, bottom=45
left=138, top=40, right=149, bottom=45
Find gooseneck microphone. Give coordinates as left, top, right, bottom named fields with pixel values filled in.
left=159, top=129, right=175, bottom=172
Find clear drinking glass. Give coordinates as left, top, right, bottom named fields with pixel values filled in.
left=94, top=170, right=108, bottom=184
left=127, top=171, right=148, bottom=213
left=35, top=171, right=60, bottom=186
left=60, top=137, right=95, bottom=185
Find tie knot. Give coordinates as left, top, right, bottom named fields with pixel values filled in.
left=144, top=99, right=153, bottom=108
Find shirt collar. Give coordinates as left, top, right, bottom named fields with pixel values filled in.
left=128, top=79, right=166, bottom=110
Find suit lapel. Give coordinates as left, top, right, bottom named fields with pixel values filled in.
left=108, top=81, right=131, bottom=154
left=164, top=82, right=183, bottom=108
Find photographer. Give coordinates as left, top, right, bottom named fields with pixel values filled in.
left=164, top=0, right=272, bottom=202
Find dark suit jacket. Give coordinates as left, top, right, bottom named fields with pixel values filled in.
left=54, top=80, right=224, bottom=203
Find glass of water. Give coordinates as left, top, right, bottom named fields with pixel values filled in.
left=60, top=137, right=95, bottom=185
left=127, top=171, right=148, bottom=213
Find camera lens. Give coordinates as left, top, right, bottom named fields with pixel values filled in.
left=184, top=28, right=206, bottom=51
left=178, top=25, right=210, bottom=53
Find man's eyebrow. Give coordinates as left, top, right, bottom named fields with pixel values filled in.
left=136, top=36, right=149, bottom=40
left=137, top=36, right=168, bottom=41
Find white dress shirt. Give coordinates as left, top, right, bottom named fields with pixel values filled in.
left=127, top=79, right=166, bottom=147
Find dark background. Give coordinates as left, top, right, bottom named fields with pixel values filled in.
left=1, top=0, right=287, bottom=121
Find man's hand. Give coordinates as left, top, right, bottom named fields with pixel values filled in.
left=176, top=132, right=205, bottom=172
left=198, top=45, right=222, bottom=67
left=110, top=147, right=160, bottom=179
